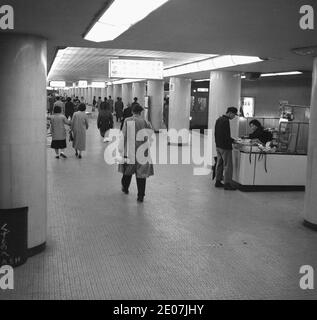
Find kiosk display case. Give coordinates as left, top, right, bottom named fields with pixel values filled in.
left=233, top=107, right=309, bottom=191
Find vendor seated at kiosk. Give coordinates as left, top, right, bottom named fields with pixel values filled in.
left=242, top=119, right=273, bottom=144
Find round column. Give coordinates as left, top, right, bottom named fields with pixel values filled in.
left=147, top=80, right=164, bottom=132
left=304, top=57, right=317, bottom=228
left=0, top=34, right=47, bottom=253
left=122, top=83, right=133, bottom=107
left=101, top=87, right=106, bottom=99
left=107, top=85, right=114, bottom=99
left=113, top=84, right=122, bottom=101
left=208, top=71, right=241, bottom=156
left=168, top=77, right=191, bottom=145
left=132, top=82, right=146, bottom=106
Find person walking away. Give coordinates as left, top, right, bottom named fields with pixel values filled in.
left=48, top=93, right=55, bottom=115
left=49, top=105, right=70, bottom=159
left=214, top=107, right=238, bottom=190
left=97, top=104, right=113, bottom=138
left=92, top=96, right=97, bottom=111
left=71, top=103, right=89, bottom=159
left=108, top=96, right=114, bottom=113
left=53, top=96, right=64, bottom=114
left=65, top=97, right=75, bottom=119
left=115, top=97, right=124, bottom=122
left=101, top=97, right=110, bottom=112
left=131, top=97, right=139, bottom=109
left=120, top=103, right=133, bottom=130
left=118, top=104, right=154, bottom=202
left=97, top=97, right=102, bottom=113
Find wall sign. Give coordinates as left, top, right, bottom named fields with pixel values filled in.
left=241, top=97, right=255, bottom=117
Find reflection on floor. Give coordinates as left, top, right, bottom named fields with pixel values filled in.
left=1, top=115, right=317, bottom=300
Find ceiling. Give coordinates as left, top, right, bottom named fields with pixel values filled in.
left=48, top=47, right=216, bottom=82
left=4, top=0, right=317, bottom=81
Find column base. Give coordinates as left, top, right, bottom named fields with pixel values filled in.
left=303, top=220, right=317, bottom=231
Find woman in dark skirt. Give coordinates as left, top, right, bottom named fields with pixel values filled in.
left=49, top=105, right=71, bottom=158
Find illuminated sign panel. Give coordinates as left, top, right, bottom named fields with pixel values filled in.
left=91, top=82, right=106, bottom=88
left=50, top=81, right=66, bottom=88
left=109, top=59, right=163, bottom=80
left=78, top=80, right=88, bottom=88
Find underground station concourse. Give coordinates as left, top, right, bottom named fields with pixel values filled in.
left=1, top=0, right=317, bottom=300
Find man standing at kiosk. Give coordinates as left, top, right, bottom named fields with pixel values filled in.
left=214, top=107, right=238, bottom=190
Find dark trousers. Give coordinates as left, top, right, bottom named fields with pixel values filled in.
left=121, top=175, right=146, bottom=199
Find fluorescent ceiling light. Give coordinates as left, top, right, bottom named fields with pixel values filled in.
left=112, top=78, right=146, bottom=85
left=241, top=71, right=303, bottom=79
left=164, top=55, right=263, bottom=77
left=49, top=81, right=66, bottom=88
left=84, top=0, right=170, bottom=42
left=91, top=81, right=106, bottom=88
left=261, top=71, right=303, bottom=77
left=194, top=79, right=210, bottom=82
left=47, top=49, right=67, bottom=80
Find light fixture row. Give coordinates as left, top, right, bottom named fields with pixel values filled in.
left=84, top=0, right=170, bottom=42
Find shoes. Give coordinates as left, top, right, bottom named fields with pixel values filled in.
left=78, top=154, right=82, bottom=159
left=224, top=184, right=237, bottom=191
left=137, top=197, right=144, bottom=203
left=55, top=155, right=60, bottom=159
left=121, top=187, right=129, bottom=194
left=215, top=181, right=224, bottom=188
left=75, top=151, right=78, bottom=157
left=60, top=153, right=67, bottom=159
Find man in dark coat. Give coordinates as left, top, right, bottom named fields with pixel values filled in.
left=115, top=97, right=124, bottom=122
left=214, top=107, right=238, bottom=190
left=97, top=104, right=113, bottom=138
left=120, top=104, right=133, bottom=130
left=65, top=97, right=75, bottom=119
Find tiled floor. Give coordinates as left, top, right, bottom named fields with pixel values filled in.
left=1, top=115, right=317, bottom=300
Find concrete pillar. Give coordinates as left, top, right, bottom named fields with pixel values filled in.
left=208, top=71, right=241, bottom=156
left=101, top=87, right=107, bottom=99
left=122, top=83, right=133, bottom=107
left=113, top=84, right=122, bottom=101
left=147, top=80, right=164, bottom=132
left=304, top=57, right=317, bottom=228
left=0, top=34, right=47, bottom=253
left=82, top=88, right=87, bottom=102
left=107, top=85, right=114, bottom=98
left=168, top=77, right=191, bottom=145
left=132, top=82, right=146, bottom=106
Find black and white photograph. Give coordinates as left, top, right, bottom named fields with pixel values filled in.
left=1, top=0, right=317, bottom=305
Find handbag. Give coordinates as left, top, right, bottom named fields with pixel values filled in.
left=69, top=131, right=74, bottom=142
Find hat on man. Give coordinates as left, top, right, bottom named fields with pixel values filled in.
left=226, top=107, right=238, bottom=115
